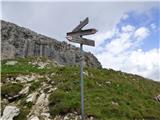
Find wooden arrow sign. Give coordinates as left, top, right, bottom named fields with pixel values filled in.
left=66, top=36, right=95, bottom=46
left=72, top=17, right=89, bottom=32
left=66, top=17, right=96, bottom=47
left=67, top=28, right=97, bottom=36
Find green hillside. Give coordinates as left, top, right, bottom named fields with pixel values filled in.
left=1, top=57, right=160, bottom=120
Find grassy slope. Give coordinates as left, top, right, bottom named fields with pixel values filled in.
left=1, top=57, right=160, bottom=120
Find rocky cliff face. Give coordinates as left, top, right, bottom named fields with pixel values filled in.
left=1, top=20, right=101, bottom=68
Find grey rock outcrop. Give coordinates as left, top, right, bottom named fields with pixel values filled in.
left=1, top=106, right=20, bottom=120
left=1, top=20, right=102, bottom=68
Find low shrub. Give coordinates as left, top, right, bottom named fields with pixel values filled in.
left=1, top=83, right=23, bottom=98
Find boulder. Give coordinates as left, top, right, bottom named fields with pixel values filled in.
left=26, top=92, right=38, bottom=103
left=1, top=106, right=20, bottom=120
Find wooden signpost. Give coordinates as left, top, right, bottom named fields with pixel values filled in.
left=67, top=28, right=97, bottom=36
left=66, top=17, right=97, bottom=120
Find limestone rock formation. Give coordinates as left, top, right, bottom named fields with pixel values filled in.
left=1, top=20, right=102, bottom=68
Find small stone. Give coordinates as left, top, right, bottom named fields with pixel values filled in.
left=51, top=73, right=55, bottom=76
left=90, top=116, right=94, bottom=120
left=106, top=81, right=111, bottom=84
left=111, top=101, right=119, bottom=106
left=96, top=82, right=102, bottom=87
left=83, top=71, right=89, bottom=76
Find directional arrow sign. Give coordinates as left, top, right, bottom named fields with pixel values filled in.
left=67, top=28, right=97, bottom=36
left=66, top=36, right=95, bottom=46
left=72, top=17, right=89, bottom=32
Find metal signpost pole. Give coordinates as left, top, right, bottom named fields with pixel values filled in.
left=66, top=17, right=96, bottom=120
left=80, top=43, right=84, bottom=120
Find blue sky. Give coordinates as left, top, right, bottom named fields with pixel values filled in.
left=92, top=6, right=159, bottom=52
left=117, top=7, right=160, bottom=51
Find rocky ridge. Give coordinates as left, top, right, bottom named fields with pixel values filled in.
left=1, top=20, right=101, bottom=68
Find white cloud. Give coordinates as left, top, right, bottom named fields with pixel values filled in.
left=87, top=29, right=115, bottom=47
left=85, top=23, right=159, bottom=81
left=134, top=27, right=150, bottom=41
left=97, top=48, right=160, bottom=81
left=150, top=23, right=156, bottom=29
left=104, top=25, right=135, bottom=54
left=121, top=13, right=129, bottom=20
left=126, top=49, right=160, bottom=80
left=121, top=25, right=135, bottom=32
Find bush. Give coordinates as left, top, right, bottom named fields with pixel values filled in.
left=29, top=81, right=41, bottom=92
left=13, top=108, right=30, bottom=120
left=1, top=83, right=23, bottom=98
left=49, top=90, right=80, bottom=117
left=49, top=90, right=65, bottom=105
